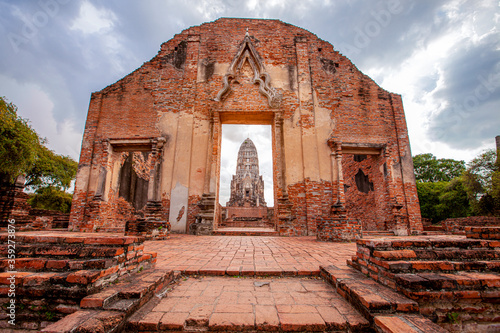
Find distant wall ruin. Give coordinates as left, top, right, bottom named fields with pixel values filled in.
left=70, top=18, right=422, bottom=240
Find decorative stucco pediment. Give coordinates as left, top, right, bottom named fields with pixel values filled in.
left=215, top=30, right=282, bottom=108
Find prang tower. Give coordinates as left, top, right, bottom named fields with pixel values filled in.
left=227, top=138, right=266, bottom=207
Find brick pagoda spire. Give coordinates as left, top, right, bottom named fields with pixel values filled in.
left=227, top=138, right=266, bottom=207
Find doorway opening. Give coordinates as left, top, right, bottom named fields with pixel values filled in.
left=219, top=124, right=274, bottom=229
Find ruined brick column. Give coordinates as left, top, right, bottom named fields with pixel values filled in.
left=318, top=141, right=361, bottom=241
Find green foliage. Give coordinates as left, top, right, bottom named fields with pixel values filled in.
left=0, top=97, right=40, bottom=183
left=462, top=149, right=499, bottom=216
left=413, top=153, right=465, bottom=183
left=415, top=148, right=500, bottom=221
left=28, top=186, right=73, bottom=213
left=417, top=180, right=471, bottom=222
left=438, top=178, right=471, bottom=218
left=0, top=97, right=78, bottom=192
left=447, top=312, right=459, bottom=324
left=45, top=311, right=56, bottom=321
left=25, top=145, right=78, bottom=191
left=416, top=181, right=449, bottom=223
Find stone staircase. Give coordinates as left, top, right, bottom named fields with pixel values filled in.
left=347, top=227, right=500, bottom=332
left=220, top=216, right=274, bottom=229
left=191, top=193, right=215, bottom=235
left=0, top=231, right=157, bottom=331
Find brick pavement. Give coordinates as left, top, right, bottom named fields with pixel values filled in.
left=128, top=275, right=369, bottom=332
left=129, top=235, right=369, bottom=331
left=144, top=234, right=357, bottom=276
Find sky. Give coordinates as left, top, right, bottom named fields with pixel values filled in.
left=0, top=0, right=499, bottom=205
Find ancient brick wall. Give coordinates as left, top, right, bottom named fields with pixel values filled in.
left=70, top=18, right=422, bottom=239
left=0, top=184, right=71, bottom=231
left=342, top=154, right=390, bottom=231
left=442, top=216, right=500, bottom=234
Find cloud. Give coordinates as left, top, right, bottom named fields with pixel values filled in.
left=0, top=75, right=82, bottom=159
left=427, top=19, right=500, bottom=149
left=0, top=0, right=498, bottom=197
left=70, top=0, right=116, bottom=34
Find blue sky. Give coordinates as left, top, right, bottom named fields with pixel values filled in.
left=1, top=0, right=499, bottom=204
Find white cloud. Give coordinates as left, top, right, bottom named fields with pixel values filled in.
left=0, top=75, right=82, bottom=160
left=70, top=1, right=116, bottom=34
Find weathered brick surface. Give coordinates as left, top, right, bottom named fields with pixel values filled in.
left=348, top=235, right=500, bottom=331
left=442, top=216, right=500, bottom=234
left=466, top=226, right=500, bottom=240
left=69, top=18, right=422, bottom=240
left=0, top=183, right=71, bottom=231
left=0, top=231, right=156, bottom=329
left=343, top=154, right=390, bottom=231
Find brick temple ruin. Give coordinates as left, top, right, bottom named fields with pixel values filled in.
left=221, top=138, right=273, bottom=228
left=69, top=18, right=422, bottom=240
left=1, top=19, right=499, bottom=333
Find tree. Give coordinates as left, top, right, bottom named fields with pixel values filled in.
left=28, top=186, right=73, bottom=213
left=0, top=97, right=78, bottom=213
left=25, top=145, right=78, bottom=191
left=437, top=177, right=471, bottom=219
left=0, top=96, right=40, bottom=183
left=0, top=97, right=78, bottom=190
left=413, top=153, right=471, bottom=222
left=413, top=153, right=466, bottom=183
left=416, top=181, right=449, bottom=222
left=462, top=149, right=499, bottom=216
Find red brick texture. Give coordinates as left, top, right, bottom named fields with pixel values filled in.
left=0, top=231, right=156, bottom=330
left=69, top=18, right=422, bottom=240
left=0, top=184, right=70, bottom=231
left=442, top=216, right=500, bottom=234
left=347, top=235, right=500, bottom=331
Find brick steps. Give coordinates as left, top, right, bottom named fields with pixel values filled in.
left=125, top=275, right=371, bottom=332
left=320, top=265, right=446, bottom=332
left=0, top=231, right=158, bottom=331
left=351, top=257, right=500, bottom=275
left=395, top=272, right=500, bottom=292
left=348, top=231, right=500, bottom=331
left=374, top=314, right=448, bottom=333
left=213, top=227, right=278, bottom=236
left=42, top=269, right=177, bottom=333
left=321, top=266, right=418, bottom=317
left=0, top=253, right=155, bottom=272
left=467, top=226, right=500, bottom=240
left=363, top=231, right=395, bottom=237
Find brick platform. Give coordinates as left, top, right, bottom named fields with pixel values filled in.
left=145, top=234, right=356, bottom=275
left=0, top=231, right=156, bottom=330
left=6, top=233, right=491, bottom=332
left=442, top=216, right=500, bottom=235
left=348, top=230, right=500, bottom=331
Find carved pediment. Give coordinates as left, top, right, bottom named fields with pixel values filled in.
left=215, top=31, right=282, bottom=108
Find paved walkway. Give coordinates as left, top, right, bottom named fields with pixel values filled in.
left=130, top=235, right=370, bottom=332
left=144, top=234, right=357, bottom=275
left=130, top=275, right=368, bottom=332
